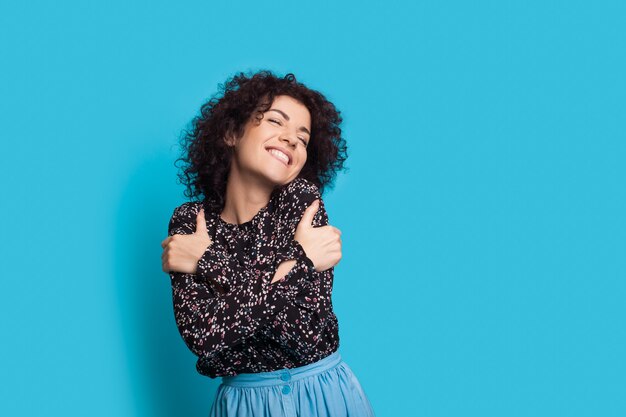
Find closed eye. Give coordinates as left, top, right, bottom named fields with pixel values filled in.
left=268, top=118, right=308, bottom=147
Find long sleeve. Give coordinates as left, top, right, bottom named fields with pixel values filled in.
left=198, top=236, right=332, bottom=356
left=263, top=181, right=336, bottom=355
left=194, top=178, right=336, bottom=356
left=167, top=202, right=309, bottom=360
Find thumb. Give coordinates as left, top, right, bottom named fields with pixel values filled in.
left=195, top=208, right=208, bottom=234
left=297, top=199, right=319, bottom=230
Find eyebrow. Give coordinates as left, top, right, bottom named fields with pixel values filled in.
left=268, top=108, right=311, bottom=136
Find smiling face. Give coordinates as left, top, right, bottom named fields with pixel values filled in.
left=226, top=95, right=312, bottom=187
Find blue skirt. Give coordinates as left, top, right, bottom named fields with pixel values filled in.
left=209, top=351, right=375, bottom=417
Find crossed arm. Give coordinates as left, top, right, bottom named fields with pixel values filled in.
left=167, top=180, right=335, bottom=360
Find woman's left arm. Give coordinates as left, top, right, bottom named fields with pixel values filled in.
left=191, top=224, right=334, bottom=356
left=262, top=237, right=335, bottom=356
left=194, top=178, right=336, bottom=355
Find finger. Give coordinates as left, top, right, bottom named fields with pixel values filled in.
left=195, top=208, right=208, bottom=234
left=298, top=199, right=319, bottom=228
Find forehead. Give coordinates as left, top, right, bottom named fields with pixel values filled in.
left=269, top=95, right=311, bottom=126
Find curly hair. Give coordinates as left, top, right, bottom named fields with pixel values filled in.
left=173, top=69, right=348, bottom=211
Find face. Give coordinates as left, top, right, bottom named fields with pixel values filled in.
left=226, top=95, right=312, bottom=187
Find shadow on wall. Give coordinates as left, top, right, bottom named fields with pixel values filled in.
left=113, top=150, right=220, bottom=417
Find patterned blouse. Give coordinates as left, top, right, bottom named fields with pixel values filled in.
left=167, top=177, right=340, bottom=378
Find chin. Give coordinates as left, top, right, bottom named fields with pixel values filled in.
left=255, top=161, right=301, bottom=186
left=258, top=170, right=292, bottom=187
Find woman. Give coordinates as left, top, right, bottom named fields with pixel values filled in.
left=161, top=70, right=375, bottom=416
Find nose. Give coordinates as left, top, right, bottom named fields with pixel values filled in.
left=279, top=133, right=298, bottom=148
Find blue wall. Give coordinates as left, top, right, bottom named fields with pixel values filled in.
left=1, top=1, right=624, bottom=416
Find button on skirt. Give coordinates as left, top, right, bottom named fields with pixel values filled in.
left=209, top=351, right=375, bottom=417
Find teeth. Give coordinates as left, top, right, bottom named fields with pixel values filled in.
left=268, top=148, right=289, bottom=165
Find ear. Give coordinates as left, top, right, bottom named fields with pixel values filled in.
left=224, top=129, right=237, bottom=147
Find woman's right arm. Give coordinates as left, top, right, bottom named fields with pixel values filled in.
left=192, top=179, right=338, bottom=355
left=167, top=203, right=308, bottom=360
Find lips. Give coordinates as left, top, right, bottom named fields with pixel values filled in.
left=265, top=146, right=292, bottom=165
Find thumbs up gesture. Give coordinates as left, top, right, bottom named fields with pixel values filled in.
left=294, top=199, right=343, bottom=272
left=161, top=208, right=213, bottom=274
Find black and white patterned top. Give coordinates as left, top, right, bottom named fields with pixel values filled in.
left=167, top=177, right=340, bottom=378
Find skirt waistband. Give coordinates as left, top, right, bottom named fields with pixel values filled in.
left=221, top=351, right=343, bottom=388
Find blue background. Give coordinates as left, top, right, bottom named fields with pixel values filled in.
left=1, top=1, right=624, bottom=416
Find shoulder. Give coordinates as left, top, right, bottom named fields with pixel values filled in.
left=277, top=177, right=322, bottom=206
left=274, top=177, right=328, bottom=227
left=168, top=201, right=203, bottom=236
left=170, top=201, right=203, bottom=220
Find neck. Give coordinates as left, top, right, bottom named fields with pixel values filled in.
left=220, top=169, right=275, bottom=225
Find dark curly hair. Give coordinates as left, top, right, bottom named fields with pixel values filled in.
left=173, top=69, right=348, bottom=211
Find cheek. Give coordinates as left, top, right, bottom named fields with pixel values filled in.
left=296, top=149, right=308, bottom=166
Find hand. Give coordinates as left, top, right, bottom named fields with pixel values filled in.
left=294, top=199, right=342, bottom=272
left=161, top=208, right=213, bottom=274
